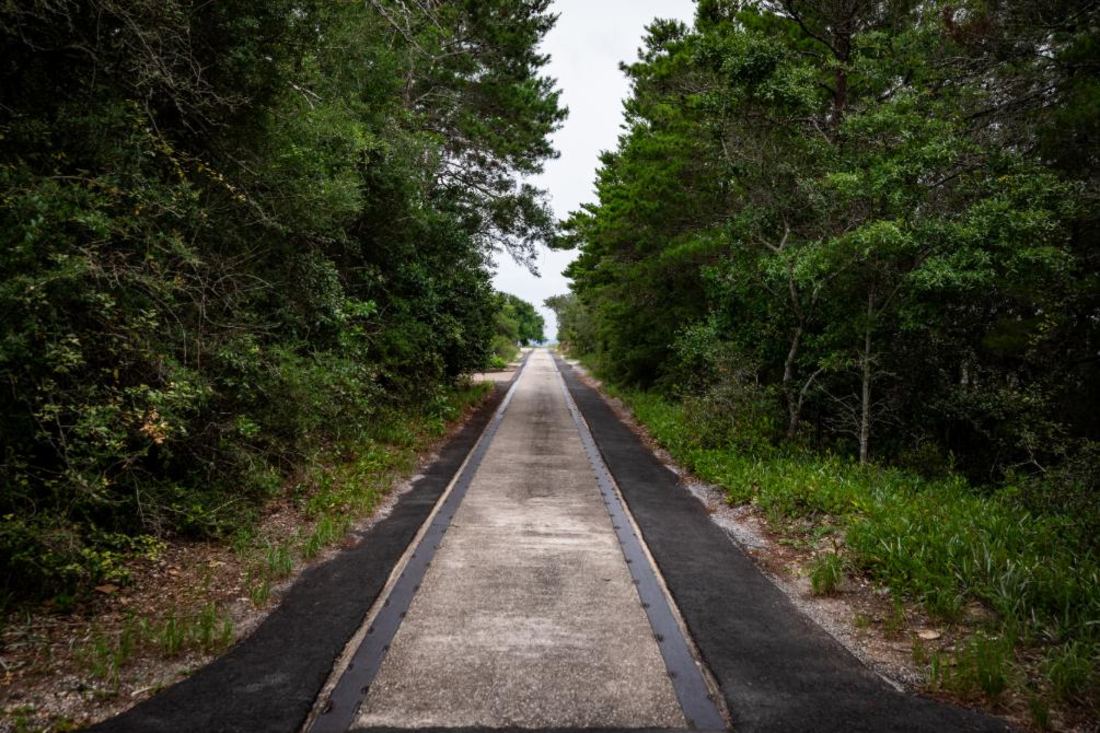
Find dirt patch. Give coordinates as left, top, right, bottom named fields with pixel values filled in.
left=0, top=389, right=496, bottom=733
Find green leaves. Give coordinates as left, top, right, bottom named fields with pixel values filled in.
left=0, top=0, right=563, bottom=598
left=561, top=1, right=1095, bottom=486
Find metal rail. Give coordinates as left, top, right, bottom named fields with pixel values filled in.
left=309, top=353, right=531, bottom=733
left=553, top=355, right=727, bottom=731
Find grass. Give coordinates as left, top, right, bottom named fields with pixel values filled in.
left=82, top=604, right=234, bottom=688
left=809, top=552, right=844, bottom=595
left=84, top=617, right=143, bottom=686
left=597, top=377, right=1100, bottom=719
left=151, top=604, right=235, bottom=658
left=929, top=633, right=1014, bottom=702
left=72, top=379, right=494, bottom=704
left=301, top=515, right=347, bottom=559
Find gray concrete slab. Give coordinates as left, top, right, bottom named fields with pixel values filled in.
left=354, top=349, right=685, bottom=730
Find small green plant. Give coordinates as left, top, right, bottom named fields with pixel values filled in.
left=263, top=541, right=294, bottom=579
left=929, top=633, right=1013, bottom=701
left=911, top=635, right=928, bottom=667
left=86, top=631, right=122, bottom=686
left=922, top=586, right=964, bottom=623
left=854, top=612, right=872, bottom=629
left=230, top=526, right=256, bottom=558
left=302, top=516, right=342, bottom=559
left=249, top=576, right=271, bottom=607
left=884, top=596, right=908, bottom=637
left=194, top=603, right=234, bottom=653
left=143, top=604, right=236, bottom=658
left=82, top=615, right=145, bottom=686
left=1044, top=641, right=1095, bottom=702
left=1027, top=694, right=1052, bottom=730
left=158, top=613, right=188, bottom=657
left=810, top=552, right=844, bottom=595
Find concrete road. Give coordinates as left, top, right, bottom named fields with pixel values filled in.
left=352, top=349, right=688, bottom=729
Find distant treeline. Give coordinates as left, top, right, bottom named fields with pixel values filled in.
left=493, top=293, right=546, bottom=364
left=550, top=0, right=1099, bottom=507
left=0, top=1, right=563, bottom=596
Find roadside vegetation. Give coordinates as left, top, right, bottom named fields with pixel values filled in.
left=2, top=381, right=490, bottom=730
left=549, top=0, right=1100, bottom=727
left=0, top=1, right=561, bottom=603
left=491, top=294, right=546, bottom=367
left=587, top=368, right=1098, bottom=727
left=1, top=1, right=555, bottom=727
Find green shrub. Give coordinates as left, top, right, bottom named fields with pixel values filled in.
left=607, top=381, right=1100, bottom=705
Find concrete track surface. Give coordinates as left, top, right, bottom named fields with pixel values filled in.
left=343, top=349, right=691, bottom=729
left=90, top=348, right=1011, bottom=733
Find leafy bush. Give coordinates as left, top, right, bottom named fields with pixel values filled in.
left=0, top=0, right=563, bottom=600
left=607, top=381, right=1099, bottom=712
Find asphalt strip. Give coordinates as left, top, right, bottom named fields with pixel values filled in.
left=308, top=354, right=534, bottom=733
left=552, top=352, right=1012, bottom=733
left=553, top=362, right=725, bottom=730
left=84, top=359, right=525, bottom=733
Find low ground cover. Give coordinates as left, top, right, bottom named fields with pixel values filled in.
left=0, top=380, right=492, bottom=732
left=597, top=377, right=1098, bottom=729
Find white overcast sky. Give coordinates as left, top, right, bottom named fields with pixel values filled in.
left=490, top=0, right=697, bottom=340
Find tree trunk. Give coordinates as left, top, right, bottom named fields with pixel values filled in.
left=784, top=324, right=804, bottom=439
left=859, top=290, right=873, bottom=465
left=832, top=31, right=850, bottom=128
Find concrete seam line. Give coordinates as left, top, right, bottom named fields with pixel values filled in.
left=551, top=354, right=727, bottom=731
left=305, top=353, right=533, bottom=733
left=550, top=360, right=731, bottom=725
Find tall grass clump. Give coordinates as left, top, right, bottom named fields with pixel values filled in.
left=605, top=381, right=1099, bottom=711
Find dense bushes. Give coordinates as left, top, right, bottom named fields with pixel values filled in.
left=609, top=382, right=1099, bottom=714
left=0, top=1, right=563, bottom=598
left=549, top=0, right=1099, bottom=507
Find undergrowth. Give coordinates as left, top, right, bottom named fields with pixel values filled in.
left=71, top=379, right=492, bottom=697
left=601, top=380, right=1099, bottom=724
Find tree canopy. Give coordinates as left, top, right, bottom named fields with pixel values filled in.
left=553, top=0, right=1099, bottom=489
left=0, top=0, right=564, bottom=595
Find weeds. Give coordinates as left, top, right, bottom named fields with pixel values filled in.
left=912, top=635, right=928, bottom=666
left=302, top=516, right=349, bottom=559
left=604, top=379, right=1100, bottom=718
left=809, top=553, right=843, bottom=595
left=1028, top=694, right=1052, bottom=730
left=82, top=615, right=147, bottom=687
left=884, top=596, right=908, bottom=637
left=81, top=604, right=234, bottom=685
left=157, top=613, right=187, bottom=657
left=929, top=633, right=1013, bottom=702
left=262, top=542, right=294, bottom=580
left=193, top=603, right=234, bottom=652
left=248, top=576, right=271, bottom=607
left=1044, top=641, right=1096, bottom=702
